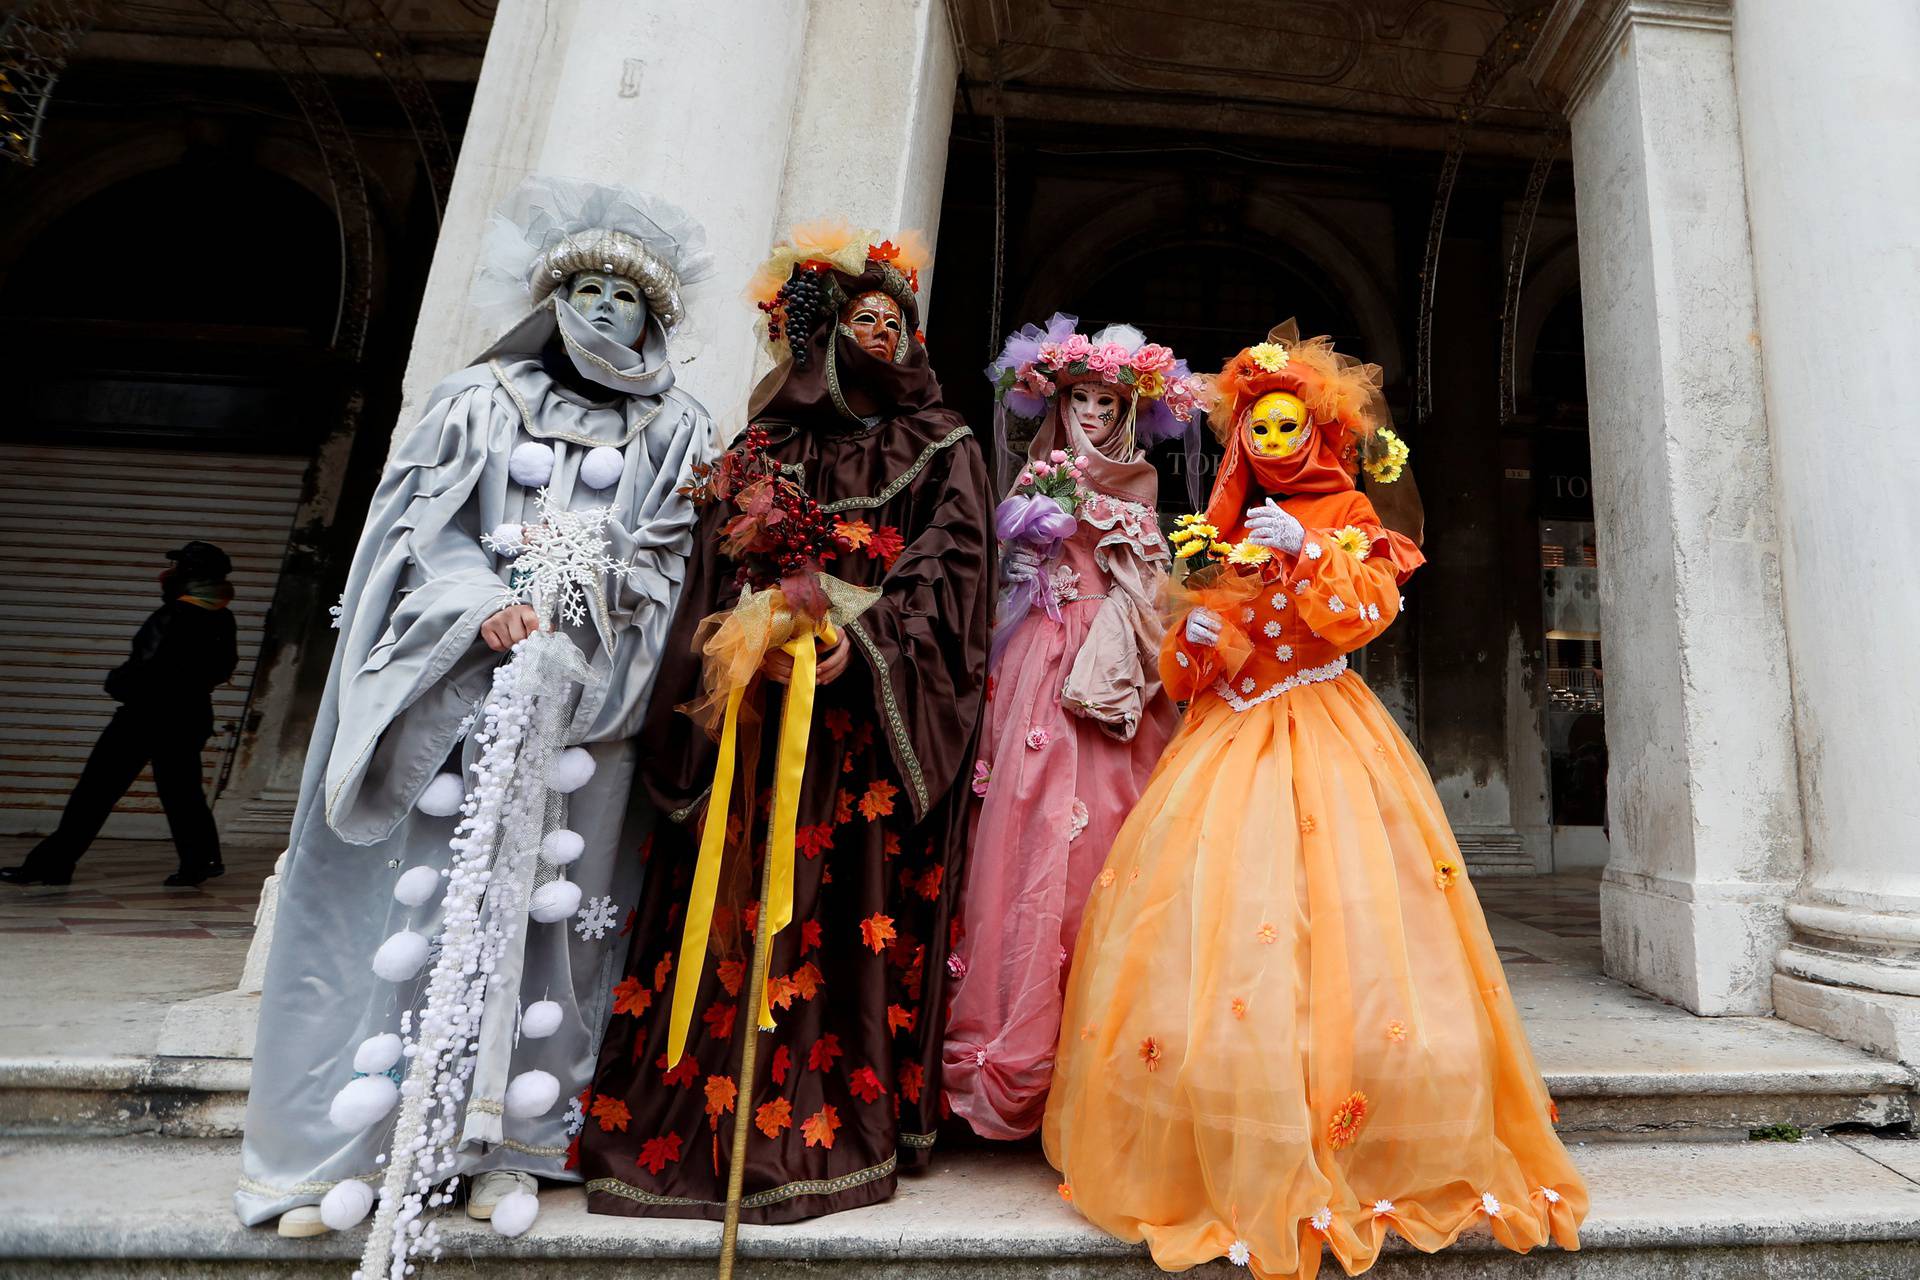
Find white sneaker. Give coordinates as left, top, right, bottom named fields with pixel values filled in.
left=276, top=1205, right=331, bottom=1238
left=467, top=1170, right=539, bottom=1220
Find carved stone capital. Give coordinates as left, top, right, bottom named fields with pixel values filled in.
left=1525, top=0, right=1732, bottom=114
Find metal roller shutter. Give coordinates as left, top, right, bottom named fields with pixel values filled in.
left=0, top=444, right=307, bottom=835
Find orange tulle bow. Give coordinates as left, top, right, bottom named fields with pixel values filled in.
left=1166, top=566, right=1266, bottom=688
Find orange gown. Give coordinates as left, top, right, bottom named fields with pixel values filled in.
left=1042, top=488, right=1586, bottom=1278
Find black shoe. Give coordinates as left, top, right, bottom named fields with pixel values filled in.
left=163, top=862, right=225, bottom=888
left=0, top=863, right=73, bottom=887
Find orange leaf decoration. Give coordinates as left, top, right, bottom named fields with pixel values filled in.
left=791, top=961, right=824, bottom=1001
left=834, top=518, right=874, bottom=550
left=883, top=831, right=902, bottom=858
left=771, top=1044, right=792, bottom=1086
left=897, top=1062, right=924, bottom=1103
left=796, top=822, right=835, bottom=860
left=823, top=708, right=853, bottom=740
left=913, top=866, right=943, bottom=901
left=834, top=789, right=855, bottom=824
left=612, top=976, right=652, bottom=1018
left=886, top=1003, right=915, bottom=1036
left=801, top=919, right=823, bottom=953
left=847, top=1065, right=888, bottom=1104
left=756, top=1097, right=793, bottom=1139
left=716, top=957, right=745, bottom=997
left=636, top=1131, right=682, bottom=1174
left=859, top=780, right=898, bottom=821
left=657, top=1053, right=699, bottom=1089
left=860, top=913, right=897, bottom=953
left=652, top=952, right=674, bottom=992
left=801, top=1104, right=843, bottom=1149
left=704, top=1074, right=739, bottom=1126
left=806, top=1033, right=844, bottom=1073
left=868, top=525, right=905, bottom=567
left=591, top=1094, right=631, bottom=1133
left=1327, top=1090, right=1369, bottom=1150
left=767, top=973, right=800, bottom=1011
left=702, top=999, right=737, bottom=1041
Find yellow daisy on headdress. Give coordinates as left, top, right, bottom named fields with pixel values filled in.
left=1247, top=343, right=1290, bottom=373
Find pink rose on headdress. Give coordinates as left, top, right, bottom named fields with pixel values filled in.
left=1016, top=366, right=1054, bottom=399
left=1131, top=344, right=1174, bottom=374
left=1086, top=344, right=1126, bottom=379
left=1037, top=342, right=1067, bottom=368
left=1060, top=334, right=1093, bottom=362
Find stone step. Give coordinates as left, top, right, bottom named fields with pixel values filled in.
left=0, top=1056, right=248, bottom=1140
left=2, top=1136, right=1918, bottom=1277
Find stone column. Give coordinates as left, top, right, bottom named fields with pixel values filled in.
left=1734, top=1, right=1920, bottom=1064
left=162, top=0, right=960, bottom=1061
left=1525, top=0, right=1803, bottom=1014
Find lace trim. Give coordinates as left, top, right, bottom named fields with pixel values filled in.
left=468, top=1097, right=504, bottom=1116
left=846, top=616, right=929, bottom=816
left=237, top=1170, right=381, bottom=1200
left=1080, top=492, right=1169, bottom=568
left=899, top=1129, right=938, bottom=1149
left=1210, top=656, right=1348, bottom=711
left=590, top=1151, right=897, bottom=1210
left=499, top=1137, right=570, bottom=1158
left=820, top=425, right=973, bottom=513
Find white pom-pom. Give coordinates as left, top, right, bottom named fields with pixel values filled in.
left=353, top=1033, right=402, bottom=1075
left=392, top=866, right=441, bottom=908
left=504, top=1069, right=560, bottom=1118
left=320, top=1179, right=376, bottom=1230
left=372, top=930, right=430, bottom=982
left=416, top=773, right=465, bottom=818
left=528, top=880, right=581, bottom=923
left=489, top=522, right=525, bottom=555
left=579, top=445, right=624, bottom=491
left=329, top=1074, right=399, bottom=1131
left=490, top=1190, right=539, bottom=1237
left=540, top=829, right=585, bottom=866
left=521, top=1000, right=564, bottom=1039
left=509, top=441, right=555, bottom=488
left=546, top=747, right=596, bottom=794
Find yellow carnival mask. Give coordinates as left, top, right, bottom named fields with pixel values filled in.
left=1246, top=391, right=1310, bottom=457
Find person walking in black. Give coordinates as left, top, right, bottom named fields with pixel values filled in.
left=2, top=541, right=239, bottom=887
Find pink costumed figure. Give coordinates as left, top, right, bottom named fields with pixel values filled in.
left=943, top=316, right=1203, bottom=1138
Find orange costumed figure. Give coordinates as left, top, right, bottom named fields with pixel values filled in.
left=1043, top=325, right=1586, bottom=1278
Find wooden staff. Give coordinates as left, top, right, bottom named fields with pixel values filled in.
left=717, top=827, right=777, bottom=1279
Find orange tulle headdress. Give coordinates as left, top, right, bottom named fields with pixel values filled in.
left=749, top=221, right=930, bottom=361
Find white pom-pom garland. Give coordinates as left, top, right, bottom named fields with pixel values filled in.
left=329, top=1074, right=399, bottom=1131
left=503, top=1068, right=561, bottom=1119
left=490, top=1189, right=540, bottom=1238
left=488, top=522, right=525, bottom=555
left=578, top=445, right=624, bottom=491
left=528, top=880, right=581, bottom=923
left=539, top=829, right=585, bottom=866
left=353, top=1033, right=403, bottom=1075
left=508, top=441, right=556, bottom=488
left=372, top=930, right=430, bottom=982
left=521, top=1000, right=564, bottom=1040
left=320, top=1179, right=376, bottom=1231
left=546, top=747, right=596, bottom=794
left=392, top=865, right=441, bottom=908
left=416, top=773, right=465, bottom=818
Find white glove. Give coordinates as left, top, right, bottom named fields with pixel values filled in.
left=1185, top=606, right=1223, bottom=647
left=1244, top=499, right=1304, bottom=553
left=1002, top=546, right=1043, bottom=586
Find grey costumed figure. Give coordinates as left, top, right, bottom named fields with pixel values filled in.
left=236, top=178, right=718, bottom=1243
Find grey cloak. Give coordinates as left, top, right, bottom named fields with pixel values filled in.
left=235, top=341, right=714, bottom=1224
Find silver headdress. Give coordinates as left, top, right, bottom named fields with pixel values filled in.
left=473, top=176, right=715, bottom=333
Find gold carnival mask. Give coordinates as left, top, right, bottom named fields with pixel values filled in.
left=1246, top=391, right=1310, bottom=457
left=840, top=291, right=904, bottom=362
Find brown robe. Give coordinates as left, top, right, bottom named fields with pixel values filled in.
left=580, top=267, right=992, bottom=1223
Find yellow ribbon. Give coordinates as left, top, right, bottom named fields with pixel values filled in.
left=665, top=596, right=837, bottom=1067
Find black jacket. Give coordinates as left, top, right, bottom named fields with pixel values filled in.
left=104, top=600, right=240, bottom=737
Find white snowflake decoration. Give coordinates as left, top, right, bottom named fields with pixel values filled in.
left=484, top=487, right=623, bottom=629
left=329, top=594, right=346, bottom=629
left=564, top=1094, right=586, bottom=1137
left=574, top=894, right=618, bottom=941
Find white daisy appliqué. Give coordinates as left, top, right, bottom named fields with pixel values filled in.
left=1303, top=542, right=1322, bottom=560
left=1294, top=579, right=1310, bottom=594
left=1327, top=596, right=1346, bottom=614
left=1241, top=607, right=1256, bottom=624
left=1481, top=1192, right=1503, bottom=1218
left=1310, top=1207, right=1333, bottom=1232
left=1263, top=620, right=1282, bottom=638
left=1227, top=1239, right=1251, bottom=1266
left=574, top=895, right=618, bottom=941
left=1175, top=651, right=1191, bottom=668
left=1540, top=1186, right=1562, bottom=1204
left=1239, top=677, right=1256, bottom=694
left=1276, top=644, right=1294, bottom=662
left=1270, top=591, right=1288, bottom=610
left=1371, top=1199, right=1395, bottom=1217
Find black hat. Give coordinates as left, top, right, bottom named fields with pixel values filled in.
left=166, top=540, right=232, bottom=580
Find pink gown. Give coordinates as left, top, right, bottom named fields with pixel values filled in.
left=943, top=412, right=1178, bottom=1139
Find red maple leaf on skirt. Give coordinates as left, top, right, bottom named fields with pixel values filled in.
left=565, top=1133, right=580, bottom=1169
left=704, top=1074, right=738, bottom=1129
left=883, top=831, right=902, bottom=858
left=913, top=866, right=943, bottom=901
left=767, top=973, right=800, bottom=1011
left=886, top=1003, right=915, bottom=1035
left=716, top=957, right=745, bottom=997
left=860, top=913, right=897, bottom=953
left=801, top=919, right=823, bottom=953
left=790, top=961, right=824, bottom=1001
left=771, top=1044, right=792, bottom=1086
left=612, top=976, right=652, bottom=1018
left=658, top=1053, right=700, bottom=1089
left=858, top=779, right=898, bottom=821
left=796, top=822, right=835, bottom=860
left=636, top=1132, right=683, bottom=1175
left=653, top=952, right=674, bottom=992
left=847, top=1065, right=888, bottom=1104
left=834, top=789, right=855, bottom=824
left=807, top=1033, right=844, bottom=1073
left=898, top=1062, right=925, bottom=1104
left=867, top=525, right=905, bottom=567
left=823, top=707, right=853, bottom=740
left=801, top=1104, right=844, bottom=1149
left=591, top=1094, right=631, bottom=1133
left=703, top=1000, right=737, bottom=1040
left=756, top=1097, right=793, bottom=1139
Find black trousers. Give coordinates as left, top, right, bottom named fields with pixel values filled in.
left=26, top=707, right=222, bottom=874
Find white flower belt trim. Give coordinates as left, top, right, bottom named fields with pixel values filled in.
left=1211, top=656, right=1348, bottom=711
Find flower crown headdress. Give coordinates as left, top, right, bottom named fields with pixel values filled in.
left=985, top=312, right=1199, bottom=446
left=1203, top=320, right=1410, bottom=483
left=748, top=220, right=930, bottom=367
